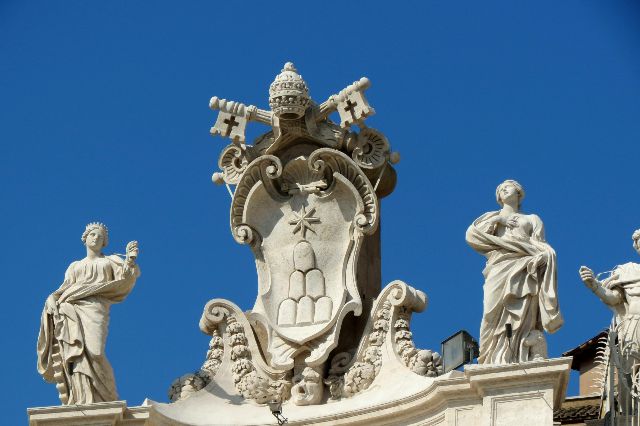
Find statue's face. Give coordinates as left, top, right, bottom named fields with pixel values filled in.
left=85, top=229, right=105, bottom=250
left=499, top=183, right=519, bottom=205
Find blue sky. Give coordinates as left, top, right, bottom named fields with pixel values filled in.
left=2, top=1, right=640, bottom=423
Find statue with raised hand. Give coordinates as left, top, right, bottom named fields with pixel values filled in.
left=37, top=223, right=140, bottom=405
left=580, top=230, right=640, bottom=362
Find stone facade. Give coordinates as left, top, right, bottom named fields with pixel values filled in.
left=29, top=64, right=578, bottom=426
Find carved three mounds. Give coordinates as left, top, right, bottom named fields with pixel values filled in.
left=277, top=241, right=332, bottom=327
left=168, top=280, right=443, bottom=405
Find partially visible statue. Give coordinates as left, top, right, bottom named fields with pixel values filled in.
left=37, top=223, right=140, bottom=405
left=466, top=180, right=563, bottom=364
left=580, top=230, right=640, bottom=378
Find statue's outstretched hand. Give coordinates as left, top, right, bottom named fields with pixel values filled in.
left=579, top=266, right=598, bottom=289
left=126, top=240, right=139, bottom=264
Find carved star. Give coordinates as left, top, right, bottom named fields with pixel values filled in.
left=288, top=205, right=320, bottom=238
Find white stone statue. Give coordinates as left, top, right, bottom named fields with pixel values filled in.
left=466, top=180, right=563, bottom=364
left=580, top=230, right=640, bottom=371
left=37, top=223, right=140, bottom=405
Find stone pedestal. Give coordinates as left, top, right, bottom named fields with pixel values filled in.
left=27, top=401, right=149, bottom=426
left=28, top=358, right=571, bottom=425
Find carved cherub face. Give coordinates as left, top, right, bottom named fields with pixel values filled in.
left=291, top=367, right=322, bottom=406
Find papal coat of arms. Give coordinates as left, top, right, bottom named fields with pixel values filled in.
left=167, top=63, right=441, bottom=407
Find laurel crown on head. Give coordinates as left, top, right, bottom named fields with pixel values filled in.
left=81, top=222, right=109, bottom=247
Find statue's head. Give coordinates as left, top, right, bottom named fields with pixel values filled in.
left=495, top=179, right=525, bottom=209
left=632, top=229, right=640, bottom=254
left=81, top=222, right=109, bottom=250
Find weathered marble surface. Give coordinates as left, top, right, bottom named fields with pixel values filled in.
left=27, top=64, right=577, bottom=426
left=167, top=62, right=419, bottom=407
left=466, top=180, right=563, bottom=364
left=37, top=223, right=140, bottom=405
left=28, top=358, right=572, bottom=425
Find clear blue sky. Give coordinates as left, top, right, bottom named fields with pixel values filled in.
left=2, top=1, right=640, bottom=423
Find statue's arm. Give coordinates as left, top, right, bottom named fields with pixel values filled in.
left=120, top=240, right=140, bottom=279
left=593, top=285, right=623, bottom=306
left=475, top=214, right=501, bottom=235
left=529, top=214, right=546, bottom=242
left=579, top=266, right=623, bottom=306
left=466, top=212, right=507, bottom=255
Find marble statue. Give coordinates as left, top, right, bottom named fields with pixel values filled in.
left=580, top=229, right=640, bottom=374
left=466, top=180, right=563, bottom=364
left=37, top=223, right=140, bottom=405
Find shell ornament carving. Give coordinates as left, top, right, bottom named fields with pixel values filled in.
left=216, top=144, right=253, bottom=185
left=351, top=127, right=389, bottom=170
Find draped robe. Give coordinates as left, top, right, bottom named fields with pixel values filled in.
left=37, top=255, right=140, bottom=404
left=466, top=211, right=563, bottom=364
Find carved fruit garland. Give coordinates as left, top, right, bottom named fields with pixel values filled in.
left=227, top=316, right=291, bottom=404
left=394, top=311, right=443, bottom=377
left=325, top=300, right=391, bottom=399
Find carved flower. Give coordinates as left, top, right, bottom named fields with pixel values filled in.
left=232, top=359, right=253, bottom=376
left=346, top=362, right=376, bottom=391
left=231, top=344, right=250, bottom=360
left=209, top=336, right=223, bottom=348
left=377, top=306, right=391, bottom=320
left=230, top=333, right=247, bottom=346
left=227, top=322, right=244, bottom=334
left=394, top=318, right=410, bottom=329
left=206, top=348, right=224, bottom=360
left=368, top=330, right=384, bottom=346
left=373, top=319, right=389, bottom=331
left=202, top=358, right=221, bottom=374
left=395, top=330, right=412, bottom=341
left=363, top=347, right=380, bottom=363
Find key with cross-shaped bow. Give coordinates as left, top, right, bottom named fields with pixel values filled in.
left=209, top=97, right=274, bottom=145
left=334, top=77, right=375, bottom=128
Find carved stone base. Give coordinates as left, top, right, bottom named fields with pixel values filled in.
left=167, top=280, right=442, bottom=407
left=28, top=358, right=572, bottom=425
left=27, top=401, right=150, bottom=425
